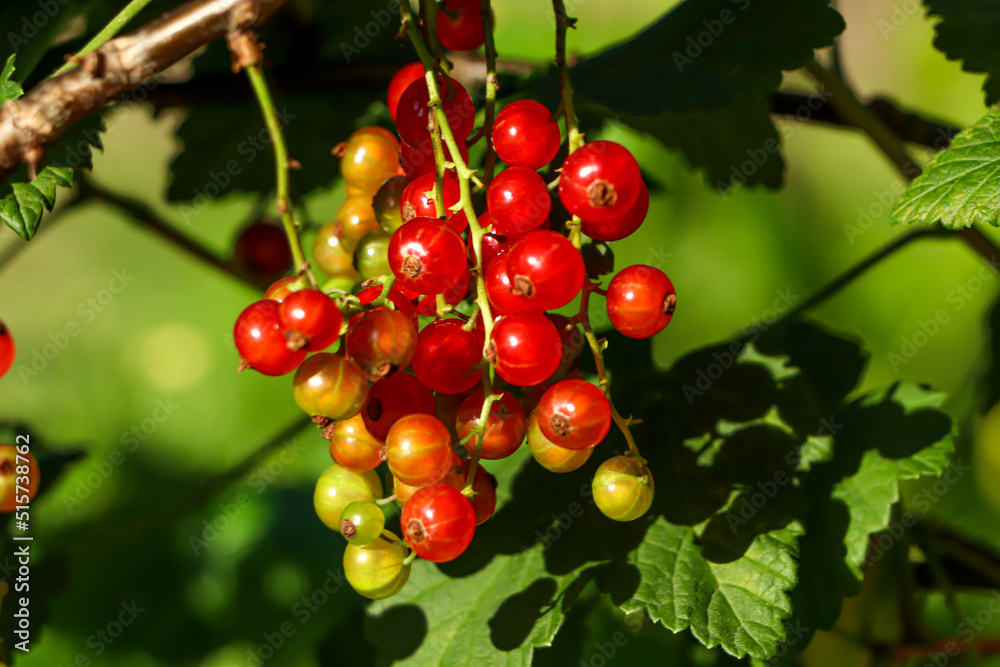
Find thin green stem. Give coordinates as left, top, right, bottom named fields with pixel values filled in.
left=552, top=0, right=583, bottom=153
left=245, top=64, right=317, bottom=288
left=420, top=0, right=449, bottom=74
left=480, top=0, right=499, bottom=184
left=375, top=494, right=397, bottom=506
left=53, top=0, right=156, bottom=76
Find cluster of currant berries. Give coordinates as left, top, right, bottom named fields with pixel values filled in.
left=231, top=58, right=675, bottom=599
left=0, top=319, right=41, bottom=514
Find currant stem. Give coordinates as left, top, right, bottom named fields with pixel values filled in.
left=419, top=0, right=449, bottom=75
left=402, top=551, right=418, bottom=566
left=552, top=0, right=584, bottom=154
left=480, top=0, right=499, bottom=184
left=375, top=494, right=397, bottom=506
left=380, top=531, right=408, bottom=548
left=52, top=0, right=156, bottom=76
left=245, top=64, right=317, bottom=288
left=578, top=281, right=645, bottom=464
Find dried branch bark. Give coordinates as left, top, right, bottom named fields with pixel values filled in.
left=0, top=0, right=288, bottom=183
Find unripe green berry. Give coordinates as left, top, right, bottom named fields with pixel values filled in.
left=592, top=456, right=653, bottom=522
left=313, top=464, right=383, bottom=532
left=344, top=530, right=411, bottom=599
left=341, top=500, right=386, bottom=545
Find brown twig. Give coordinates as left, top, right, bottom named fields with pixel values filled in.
left=0, top=0, right=289, bottom=183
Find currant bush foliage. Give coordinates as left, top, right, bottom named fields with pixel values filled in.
left=925, top=0, right=1000, bottom=105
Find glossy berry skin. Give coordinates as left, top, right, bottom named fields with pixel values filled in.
left=493, top=100, right=561, bottom=170
left=386, top=413, right=455, bottom=487
left=436, top=0, right=486, bottom=51
left=234, top=300, right=307, bottom=376
left=363, top=372, right=436, bottom=442
left=559, top=141, right=642, bottom=223
left=411, top=318, right=483, bottom=394
left=340, top=501, right=386, bottom=545
left=581, top=181, right=649, bottom=242
left=341, top=126, right=401, bottom=191
left=338, top=196, right=381, bottom=245
left=344, top=531, right=411, bottom=599
left=329, top=414, right=384, bottom=473
left=487, top=312, right=562, bottom=387
left=537, top=379, right=611, bottom=450
left=401, top=484, right=476, bottom=562
left=278, top=289, right=343, bottom=352
left=346, top=308, right=417, bottom=380
left=396, top=77, right=476, bottom=146
left=440, top=462, right=497, bottom=524
left=456, top=390, right=527, bottom=460
left=354, top=229, right=393, bottom=281
left=401, top=136, right=470, bottom=180
left=313, top=463, right=383, bottom=532
left=293, top=353, right=369, bottom=420
left=234, top=223, right=291, bottom=278
left=373, top=176, right=408, bottom=233
left=313, top=223, right=360, bottom=279
left=392, top=475, right=423, bottom=504
left=606, top=265, right=676, bottom=339
left=0, top=320, right=15, bottom=380
left=484, top=250, right=532, bottom=316
left=388, top=218, right=467, bottom=295
left=592, top=456, right=654, bottom=522
left=401, top=173, right=468, bottom=232
left=263, top=276, right=304, bottom=303
left=486, top=167, right=551, bottom=236
left=506, top=230, right=585, bottom=310
left=387, top=62, right=426, bottom=122
left=0, top=445, right=39, bottom=513
left=526, top=409, right=593, bottom=473
left=356, top=284, right=419, bottom=330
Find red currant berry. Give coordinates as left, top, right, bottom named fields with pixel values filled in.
left=493, top=100, right=561, bottom=170
left=234, top=222, right=292, bottom=278
left=414, top=269, right=470, bottom=316
left=484, top=250, right=532, bottom=315
left=411, top=317, right=484, bottom=394
left=313, top=463, right=383, bottom=532
left=340, top=126, right=401, bottom=190
left=487, top=312, right=562, bottom=386
left=0, top=320, right=15, bottom=380
left=456, top=390, right=527, bottom=460
left=386, top=413, right=454, bottom=486
left=345, top=308, right=417, bottom=380
left=387, top=62, right=425, bottom=122
left=338, top=196, right=381, bottom=244
left=388, top=218, right=467, bottom=295
left=363, top=372, right=436, bottom=441
left=400, top=135, right=470, bottom=180
left=440, top=462, right=497, bottom=524
left=329, top=414, right=384, bottom=473
left=263, top=276, right=304, bottom=303
left=292, top=353, right=369, bottom=420
left=401, top=483, right=476, bottom=562
left=234, top=300, right=307, bottom=376
left=606, top=265, right=676, bottom=339
left=581, top=180, right=648, bottom=242
left=401, top=173, right=468, bottom=232
left=559, top=141, right=642, bottom=223
left=436, top=0, right=486, bottom=52
left=392, top=475, right=423, bottom=504
left=526, top=409, right=593, bottom=473
left=592, top=456, right=654, bottom=522
left=344, top=530, right=411, bottom=599
left=0, top=445, right=38, bottom=512
left=278, top=289, right=343, bottom=352
left=486, top=167, right=551, bottom=236
left=356, top=284, right=419, bottom=330
left=395, top=77, right=476, bottom=146
left=537, top=379, right=611, bottom=450
left=506, top=230, right=585, bottom=310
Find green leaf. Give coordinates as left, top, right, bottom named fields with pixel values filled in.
left=890, top=107, right=1000, bottom=229
left=570, top=0, right=844, bottom=116
left=925, top=0, right=1000, bottom=105
left=0, top=54, right=22, bottom=102
left=579, top=95, right=785, bottom=189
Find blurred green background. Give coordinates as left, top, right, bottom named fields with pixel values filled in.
left=2, top=0, right=1000, bottom=664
